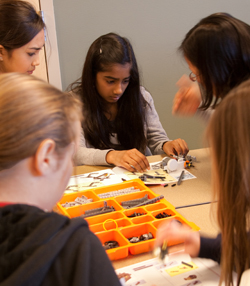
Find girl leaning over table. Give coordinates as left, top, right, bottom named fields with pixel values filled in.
left=70, top=32, right=189, bottom=172
left=172, top=13, right=250, bottom=123
left=156, top=79, right=250, bottom=286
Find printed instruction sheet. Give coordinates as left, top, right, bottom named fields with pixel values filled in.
left=116, top=253, right=227, bottom=286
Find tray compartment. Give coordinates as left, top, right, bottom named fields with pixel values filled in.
left=151, top=208, right=176, bottom=219
left=65, top=199, right=122, bottom=218
left=115, top=190, right=162, bottom=209
left=93, top=179, right=146, bottom=197
left=96, top=230, right=129, bottom=260
left=89, top=218, right=132, bottom=233
left=120, top=223, right=157, bottom=255
left=123, top=207, right=147, bottom=218
left=131, top=214, right=155, bottom=224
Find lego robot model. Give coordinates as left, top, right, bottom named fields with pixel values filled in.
left=161, top=155, right=196, bottom=173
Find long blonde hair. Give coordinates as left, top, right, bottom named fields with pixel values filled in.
left=207, top=79, right=250, bottom=285
left=0, top=73, right=82, bottom=170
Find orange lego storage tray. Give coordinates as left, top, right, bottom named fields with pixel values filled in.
left=57, top=179, right=199, bottom=260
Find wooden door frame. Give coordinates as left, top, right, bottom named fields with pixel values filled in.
left=39, top=0, right=62, bottom=90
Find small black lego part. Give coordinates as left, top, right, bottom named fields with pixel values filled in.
left=103, top=240, right=119, bottom=250
left=128, top=232, right=153, bottom=243
left=155, top=212, right=172, bottom=219
left=160, top=245, right=168, bottom=261
left=127, top=212, right=146, bottom=218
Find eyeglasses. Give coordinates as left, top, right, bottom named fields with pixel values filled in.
left=189, top=72, right=198, bottom=82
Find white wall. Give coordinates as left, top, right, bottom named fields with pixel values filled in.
left=52, top=0, right=250, bottom=150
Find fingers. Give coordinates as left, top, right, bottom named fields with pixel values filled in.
left=155, top=220, right=200, bottom=257
left=155, top=220, right=187, bottom=248
left=125, top=149, right=150, bottom=173
left=173, top=75, right=192, bottom=115
left=107, top=149, right=150, bottom=172
left=176, top=74, right=192, bottom=88
left=172, top=74, right=201, bottom=116
left=163, top=139, right=189, bottom=157
left=172, top=90, right=184, bottom=114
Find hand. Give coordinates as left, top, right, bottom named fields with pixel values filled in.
left=155, top=220, right=200, bottom=258
left=106, top=149, right=150, bottom=172
left=163, top=139, right=189, bottom=156
left=172, top=74, right=202, bottom=116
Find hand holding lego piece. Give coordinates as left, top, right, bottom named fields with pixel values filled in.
left=172, top=74, right=201, bottom=116
left=163, top=139, right=189, bottom=157
left=106, top=149, right=150, bottom=172
left=155, top=220, right=200, bottom=258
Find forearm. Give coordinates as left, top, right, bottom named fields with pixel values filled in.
left=74, top=147, right=113, bottom=166
left=75, top=128, right=114, bottom=166
left=198, top=234, right=221, bottom=263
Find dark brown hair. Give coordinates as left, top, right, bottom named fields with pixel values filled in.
left=0, top=0, right=45, bottom=50
left=180, top=13, right=250, bottom=110
left=69, top=32, right=148, bottom=153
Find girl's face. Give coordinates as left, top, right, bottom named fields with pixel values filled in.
left=95, top=63, right=131, bottom=104
left=0, top=29, right=45, bottom=75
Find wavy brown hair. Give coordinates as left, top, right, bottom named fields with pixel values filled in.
left=206, top=79, right=250, bottom=285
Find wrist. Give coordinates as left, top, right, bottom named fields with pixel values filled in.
left=106, top=150, right=115, bottom=165
left=162, top=141, right=168, bottom=150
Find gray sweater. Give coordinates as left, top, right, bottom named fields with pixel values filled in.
left=75, top=87, right=170, bottom=166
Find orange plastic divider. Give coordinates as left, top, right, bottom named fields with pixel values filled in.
left=131, top=214, right=155, bottom=224
left=57, top=179, right=200, bottom=260
left=85, top=210, right=125, bottom=225
left=103, top=219, right=118, bottom=231
left=89, top=218, right=132, bottom=233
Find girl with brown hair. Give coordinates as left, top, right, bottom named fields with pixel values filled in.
left=172, top=13, right=250, bottom=122
left=156, top=79, right=250, bottom=285
left=0, top=0, right=45, bottom=74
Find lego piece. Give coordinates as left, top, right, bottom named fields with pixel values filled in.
left=162, top=157, right=178, bottom=172
left=98, top=187, right=140, bottom=199
left=81, top=201, right=116, bottom=218
left=121, top=194, right=148, bottom=207
left=127, top=212, right=146, bottom=218
left=177, top=170, right=185, bottom=185
left=131, top=195, right=164, bottom=208
left=61, top=195, right=93, bottom=208
left=128, top=232, right=153, bottom=243
left=103, top=240, right=119, bottom=250
left=155, top=212, right=172, bottom=219
left=182, top=261, right=193, bottom=268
